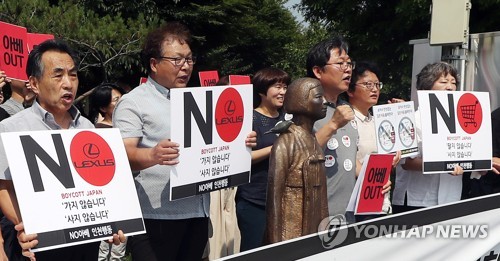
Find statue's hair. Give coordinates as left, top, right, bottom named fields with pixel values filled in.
left=284, top=77, right=321, bottom=114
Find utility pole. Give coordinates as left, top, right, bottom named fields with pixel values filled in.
left=429, top=0, right=471, bottom=91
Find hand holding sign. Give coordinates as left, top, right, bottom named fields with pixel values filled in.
left=15, top=222, right=38, bottom=260
left=450, top=164, right=464, bottom=176
left=0, top=70, right=10, bottom=88
left=151, top=139, right=180, bottom=165
left=0, top=71, right=6, bottom=82
left=245, top=131, right=257, bottom=148
left=347, top=154, right=393, bottom=215
left=382, top=179, right=392, bottom=194
left=0, top=71, right=9, bottom=104
left=387, top=98, right=405, bottom=104
left=392, top=151, right=402, bottom=167
left=106, top=229, right=126, bottom=245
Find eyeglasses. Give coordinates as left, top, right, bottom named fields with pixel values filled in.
left=325, top=61, right=356, bottom=70
left=356, top=82, right=383, bottom=90
left=158, top=56, right=196, bottom=67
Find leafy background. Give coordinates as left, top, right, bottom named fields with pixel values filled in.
left=2, top=0, right=500, bottom=108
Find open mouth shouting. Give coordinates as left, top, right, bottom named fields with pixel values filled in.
left=61, top=92, right=74, bottom=104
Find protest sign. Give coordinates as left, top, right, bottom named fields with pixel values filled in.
left=373, top=101, right=418, bottom=158
left=199, top=70, right=219, bottom=86
left=347, top=154, right=393, bottom=215
left=418, top=91, right=491, bottom=173
left=229, top=75, right=251, bottom=85
left=27, top=33, right=54, bottom=53
left=170, top=85, right=253, bottom=200
left=0, top=21, right=28, bottom=81
left=1, top=128, right=145, bottom=252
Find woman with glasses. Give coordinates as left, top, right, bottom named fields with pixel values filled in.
left=236, top=67, right=290, bottom=251
left=344, top=61, right=399, bottom=221
left=392, top=62, right=463, bottom=213
left=346, top=61, right=383, bottom=164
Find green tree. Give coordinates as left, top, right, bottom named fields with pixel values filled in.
left=76, top=0, right=306, bottom=82
left=298, top=0, right=430, bottom=100
left=1, top=0, right=158, bottom=93
left=298, top=0, right=500, bottom=101
left=1, top=0, right=309, bottom=92
left=277, top=22, right=329, bottom=78
left=154, top=0, right=303, bottom=81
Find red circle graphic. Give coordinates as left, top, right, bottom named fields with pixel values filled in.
left=70, top=131, right=115, bottom=186
left=215, top=88, right=244, bottom=142
left=456, top=93, right=482, bottom=134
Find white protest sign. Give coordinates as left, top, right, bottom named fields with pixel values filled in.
left=417, top=91, right=492, bottom=174
left=170, top=85, right=253, bottom=200
left=1, top=128, right=145, bottom=252
left=373, top=101, right=418, bottom=158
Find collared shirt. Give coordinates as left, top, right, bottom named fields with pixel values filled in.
left=393, top=110, right=462, bottom=207
left=353, top=109, right=377, bottom=163
left=0, top=98, right=24, bottom=116
left=0, top=101, right=94, bottom=180
left=113, top=77, right=209, bottom=220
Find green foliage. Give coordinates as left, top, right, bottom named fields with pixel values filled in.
left=277, top=23, right=329, bottom=79
left=299, top=0, right=500, bottom=101
left=186, top=0, right=303, bottom=81
left=4, top=0, right=500, bottom=101
left=1, top=0, right=320, bottom=94
left=299, top=0, right=430, bottom=101
left=0, top=0, right=158, bottom=93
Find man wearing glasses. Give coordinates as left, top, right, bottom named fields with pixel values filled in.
left=306, top=36, right=390, bottom=224
left=112, top=22, right=207, bottom=261
left=113, top=22, right=255, bottom=260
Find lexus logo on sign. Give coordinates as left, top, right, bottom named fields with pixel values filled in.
left=71, top=131, right=116, bottom=186
left=224, top=100, right=236, bottom=115
left=215, top=88, right=244, bottom=142
left=83, top=143, right=100, bottom=159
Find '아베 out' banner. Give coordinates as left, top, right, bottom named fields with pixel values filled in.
left=0, top=21, right=28, bottom=81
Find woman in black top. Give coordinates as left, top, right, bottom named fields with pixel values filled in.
left=236, top=67, right=290, bottom=251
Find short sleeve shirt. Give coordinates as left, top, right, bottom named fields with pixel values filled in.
left=112, top=77, right=209, bottom=220
left=314, top=102, right=358, bottom=219
left=392, top=110, right=462, bottom=207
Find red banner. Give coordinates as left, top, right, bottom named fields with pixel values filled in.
left=0, top=21, right=28, bottom=81
left=229, top=75, right=251, bottom=85
left=355, top=154, right=393, bottom=214
left=27, top=33, right=54, bottom=53
left=199, top=70, right=219, bottom=86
